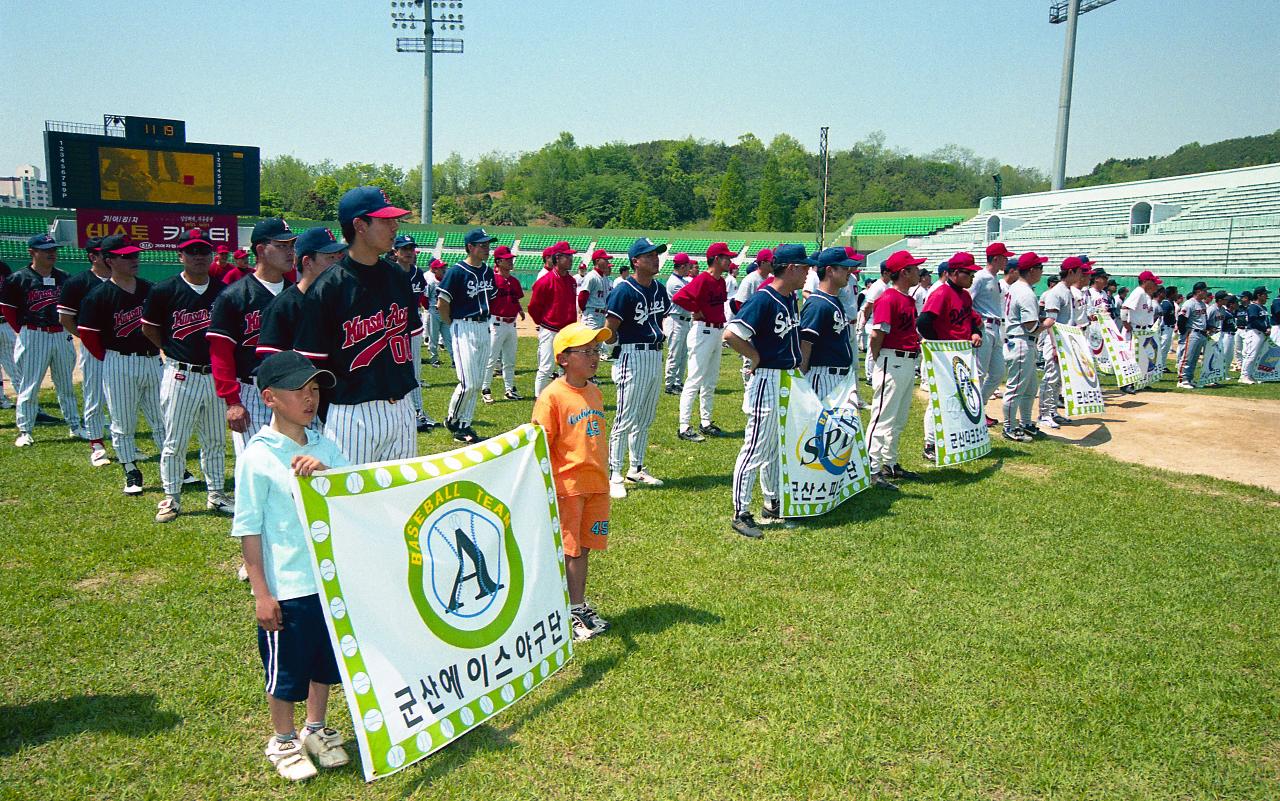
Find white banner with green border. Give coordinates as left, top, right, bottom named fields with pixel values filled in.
left=292, top=424, right=572, bottom=781
left=921, top=340, right=991, bottom=466
left=776, top=369, right=871, bottom=517
left=1096, top=314, right=1141, bottom=387
left=1051, top=323, right=1106, bottom=416
left=1199, top=333, right=1229, bottom=385
left=1132, top=325, right=1162, bottom=387
left=1257, top=339, right=1280, bottom=381
left=1087, top=318, right=1113, bottom=375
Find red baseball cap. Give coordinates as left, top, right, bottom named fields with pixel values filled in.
left=755, top=248, right=774, bottom=262
left=590, top=248, right=611, bottom=262
left=1060, top=256, right=1092, bottom=274
left=947, top=251, right=979, bottom=271
left=844, top=247, right=865, bottom=272
left=1138, top=269, right=1163, bottom=284
left=1016, top=251, right=1048, bottom=270
left=216, top=244, right=230, bottom=254
left=492, top=245, right=515, bottom=261
left=672, top=252, right=696, bottom=267
left=986, top=242, right=1015, bottom=259
left=542, top=241, right=575, bottom=261
left=233, top=248, right=248, bottom=259
left=884, top=250, right=926, bottom=273
left=429, top=258, right=446, bottom=270
left=706, top=242, right=736, bottom=260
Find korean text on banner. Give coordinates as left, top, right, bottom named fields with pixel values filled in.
left=1256, top=340, right=1280, bottom=382
left=1132, top=326, right=1162, bottom=387
left=1097, top=315, right=1141, bottom=387
left=776, top=370, right=871, bottom=517
left=1199, top=333, right=1228, bottom=385
left=293, top=424, right=572, bottom=781
left=1052, top=323, right=1106, bottom=417
left=921, top=340, right=991, bottom=466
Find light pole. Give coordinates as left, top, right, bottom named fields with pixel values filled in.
left=390, top=0, right=466, bottom=223
left=1048, top=0, right=1120, bottom=190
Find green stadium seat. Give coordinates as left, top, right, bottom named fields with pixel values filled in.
left=563, top=236, right=591, bottom=252
left=667, top=239, right=711, bottom=255
left=492, top=232, right=516, bottom=247
left=0, top=214, right=52, bottom=236
left=746, top=239, right=787, bottom=254
left=594, top=235, right=635, bottom=253
left=442, top=231, right=467, bottom=249
left=513, top=255, right=542, bottom=273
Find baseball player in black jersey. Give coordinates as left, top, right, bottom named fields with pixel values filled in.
left=0, top=259, right=14, bottom=409
left=257, top=227, right=347, bottom=359
left=295, top=186, right=421, bottom=463
left=78, top=234, right=164, bottom=495
left=142, top=228, right=231, bottom=522
left=208, top=218, right=296, bottom=456
left=391, top=234, right=437, bottom=432
left=1, top=233, right=85, bottom=447
left=57, top=236, right=115, bottom=465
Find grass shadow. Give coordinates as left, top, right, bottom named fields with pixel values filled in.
left=0, top=693, right=182, bottom=757
left=667, top=472, right=734, bottom=492
left=912, top=457, right=1004, bottom=488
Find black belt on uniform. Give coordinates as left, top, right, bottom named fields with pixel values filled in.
left=620, top=342, right=661, bottom=351
left=696, top=321, right=725, bottom=329
left=114, top=350, right=160, bottom=358
left=170, top=361, right=212, bottom=374
left=983, top=317, right=1003, bottom=324
left=888, top=350, right=920, bottom=359
left=814, top=366, right=851, bottom=375
left=459, top=315, right=490, bottom=323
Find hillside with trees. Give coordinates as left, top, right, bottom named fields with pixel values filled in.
left=1066, top=130, right=1280, bottom=188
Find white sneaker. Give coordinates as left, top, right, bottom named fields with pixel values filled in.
left=264, top=736, right=318, bottom=782
left=14, top=433, right=34, bottom=448
left=302, top=727, right=350, bottom=769
left=625, top=469, right=664, bottom=486
left=90, top=444, right=111, bottom=467
left=1037, top=415, right=1060, bottom=430
left=609, top=473, right=627, bottom=499
left=155, top=496, right=180, bottom=523
left=1177, top=381, right=1194, bottom=389
left=1239, top=376, right=1257, bottom=385
left=207, top=492, right=234, bottom=515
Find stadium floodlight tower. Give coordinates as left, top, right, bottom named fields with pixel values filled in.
left=390, top=0, right=467, bottom=223
left=1049, top=0, right=1119, bottom=190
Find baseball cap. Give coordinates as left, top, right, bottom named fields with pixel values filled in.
left=986, top=242, right=1014, bottom=259
left=492, top=245, right=515, bottom=261
left=1214, top=290, right=1229, bottom=302
left=590, top=248, right=611, bottom=263
left=553, top=322, right=611, bottom=358
left=1191, top=281, right=1209, bottom=293
left=918, top=268, right=932, bottom=278
left=843, top=247, right=866, bottom=266
left=295, top=227, right=347, bottom=260
left=337, top=186, right=411, bottom=226
left=100, top=233, right=142, bottom=256
left=672, top=252, right=696, bottom=268
left=706, top=242, right=736, bottom=260
left=216, top=244, right=231, bottom=254
left=1060, top=255, right=1090, bottom=273
left=755, top=248, right=774, bottom=262
left=627, top=237, right=667, bottom=259
left=250, top=217, right=298, bottom=246
left=948, top=251, right=980, bottom=272
left=255, top=350, right=336, bottom=392
left=233, top=248, right=248, bottom=259
left=812, top=246, right=860, bottom=270
left=84, top=236, right=103, bottom=254
left=176, top=228, right=214, bottom=250
left=463, top=228, right=496, bottom=246
left=1137, top=269, right=1162, bottom=285
left=1016, top=251, right=1048, bottom=271
left=393, top=234, right=417, bottom=249
left=773, top=243, right=809, bottom=266
left=883, top=250, right=926, bottom=273
left=27, top=233, right=58, bottom=250
left=1077, top=253, right=1096, bottom=267
left=429, top=258, right=446, bottom=270
left=935, top=262, right=948, bottom=274
left=1253, top=285, right=1269, bottom=296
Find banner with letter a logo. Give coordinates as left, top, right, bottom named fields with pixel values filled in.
left=1257, top=339, right=1280, bottom=382
left=1052, top=323, right=1106, bottom=416
left=293, top=424, right=572, bottom=781
left=776, top=370, right=871, bottom=517
left=1096, top=315, right=1141, bottom=387
left=1199, top=333, right=1229, bottom=385
left=1132, top=325, right=1162, bottom=386
left=921, top=340, right=990, bottom=466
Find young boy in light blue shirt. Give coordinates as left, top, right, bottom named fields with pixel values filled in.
left=232, top=350, right=350, bottom=781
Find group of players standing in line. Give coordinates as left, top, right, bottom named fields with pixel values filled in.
left=2, top=185, right=1279, bottom=538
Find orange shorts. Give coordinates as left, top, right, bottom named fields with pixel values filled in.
left=558, top=492, right=610, bottom=557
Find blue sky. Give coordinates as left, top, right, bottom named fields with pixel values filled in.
left=1, top=0, right=1276, bottom=180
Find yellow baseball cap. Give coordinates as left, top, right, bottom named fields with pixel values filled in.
left=553, top=322, right=610, bottom=358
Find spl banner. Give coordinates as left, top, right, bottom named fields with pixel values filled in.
left=921, top=340, right=990, bottom=466
left=76, top=208, right=238, bottom=250
left=1199, top=333, right=1229, bottom=385
left=293, top=424, right=572, bottom=781
left=776, top=370, right=871, bottom=517
left=1051, top=323, right=1106, bottom=416
left=1131, top=326, right=1162, bottom=387
left=1256, top=339, right=1280, bottom=382
left=1096, top=315, right=1141, bottom=387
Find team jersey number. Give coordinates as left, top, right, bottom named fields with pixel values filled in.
left=388, top=331, right=412, bottom=364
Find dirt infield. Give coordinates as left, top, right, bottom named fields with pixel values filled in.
left=985, top=389, right=1280, bottom=494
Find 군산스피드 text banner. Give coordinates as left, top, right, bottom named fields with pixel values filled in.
left=777, top=370, right=871, bottom=517
left=1052, top=323, right=1106, bottom=416
left=921, top=340, right=991, bottom=466
left=1097, top=315, right=1141, bottom=387
left=293, top=424, right=572, bottom=781
left=1256, top=339, right=1280, bottom=382
left=1131, top=326, right=1162, bottom=387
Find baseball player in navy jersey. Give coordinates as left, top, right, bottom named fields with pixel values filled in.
left=483, top=245, right=525, bottom=403
left=391, top=234, right=438, bottom=431
left=603, top=238, right=671, bottom=498
left=141, top=228, right=230, bottom=521
left=1, top=233, right=85, bottom=447
left=290, top=187, right=421, bottom=462
left=57, top=237, right=114, bottom=465
left=424, top=258, right=452, bottom=366
left=579, top=249, right=613, bottom=329
left=0, top=260, right=15, bottom=409
left=77, top=235, right=164, bottom=495
left=663, top=253, right=695, bottom=394
left=723, top=243, right=808, bottom=539
left=673, top=243, right=734, bottom=441
left=437, top=228, right=497, bottom=444
left=800, top=247, right=860, bottom=398
left=208, top=218, right=296, bottom=456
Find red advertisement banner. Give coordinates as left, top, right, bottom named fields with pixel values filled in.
left=76, top=208, right=239, bottom=250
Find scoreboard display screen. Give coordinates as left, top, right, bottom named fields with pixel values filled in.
left=45, top=128, right=259, bottom=215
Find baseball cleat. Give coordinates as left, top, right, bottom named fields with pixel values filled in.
left=699, top=423, right=724, bottom=437
left=1239, top=376, right=1257, bottom=384
left=889, top=464, right=919, bottom=481
left=677, top=428, right=705, bottom=442
left=504, top=389, right=522, bottom=401
left=758, top=503, right=796, bottom=528
left=580, top=601, right=610, bottom=632
left=1051, top=412, right=1069, bottom=425
left=207, top=492, right=234, bottom=515
left=182, top=470, right=199, bottom=485
left=90, top=444, right=111, bottom=467
left=1022, top=423, right=1045, bottom=438
left=921, top=444, right=937, bottom=462
left=1002, top=427, right=1033, bottom=443
left=416, top=413, right=437, bottom=432
left=453, top=426, right=480, bottom=444
left=624, top=469, right=663, bottom=486
left=123, top=468, right=144, bottom=496
left=155, top=496, right=181, bottom=523
left=1038, top=415, right=1060, bottom=430
left=731, top=513, right=764, bottom=540
left=871, top=472, right=899, bottom=491
left=1176, top=381, right=1194, bottom=389
left=570, top=606, right=600, bottom=641
left=664, top=385, right=680, bottom=395
left=14, top=432, right=34, bottom=448
left=35, top=411, right=61, bottom=425
left=608, top=474, right=627, bottom=499
left=442, top=417, right=459, bottom=433
left=481, top=388, right=494, bottom=404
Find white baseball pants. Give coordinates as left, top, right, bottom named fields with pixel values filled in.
left=325, top=395, right=416, bottom=464
left=160, top=365, right=225, bottom=495
left=446, top=319, right=491, bottom=426
left=486, top=319, right=518, bottom=394
left=679, top=322, right=722, bottom=430
left=732, top=368, right=780, bottom=516
left=609, top=344, right=662, bottom=475
left=865, top=352, right=917, bottom=473
left=102, top=351, right=163, bottom=465
left=13, top=328, right=80, bottom=434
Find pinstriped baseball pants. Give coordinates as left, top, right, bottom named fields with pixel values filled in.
left=609, top=345, right=662, bottom=475
left=325, top=396, right=416, bottom=464
left=732, top=368, right=780, bottom=516
left=446, top=319, right=492, bottom=426
left=14, top=329, right=80, bottom=434
left=102, top=351, right=163, bottom=465
left=231, top=380, right=272, bottom=458
left=79, top=341, right=108, bottom=441
left=410, top=333, right=425, bottom=414
left=0, top=325, right=16, bottom=401
left=160, top=365, right=225, bottom=495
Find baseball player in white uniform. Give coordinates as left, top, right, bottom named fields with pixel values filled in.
left=663, top=253, right=695, bottom=394
left=424, top=258, right=452, bottom=366
left=438, top=228, right=497, bottom=444
left=1037, top=257, right=1089, bottom=429
left=969, top=243, right=1010, bottom=425
left=579, top=249, right=613, bottom=329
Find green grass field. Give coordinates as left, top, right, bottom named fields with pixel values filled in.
left=2, top=343, right=1279, bottom=800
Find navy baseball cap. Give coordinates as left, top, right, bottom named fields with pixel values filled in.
left=256, top=350, right=336, bottom=392
left=1192, top=281, right=1209, bottom=293
left=338, top=186, right=411, bottom=226
left=176, top=228, right=214, bottom=250
left=250, top=218, right=298, bottom=246
left=100, top=233, right=142, bottom=256
left=627, top=237, right=667, bottom=259
left=773, top=243, right=808, bottom=265
left=295, top=227, right=348, bottom=261
left=463, top=228, right=496, bottom=246
left=84, top=236, right=103, bottom=254
left=393, top=234, right=417, bottom=249
left=27, top=233, right=59, bottom=250
left=812, top=246, right=860, bottom=269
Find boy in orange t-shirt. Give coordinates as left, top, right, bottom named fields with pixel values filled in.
left=532, top=322, right=612, bottom=641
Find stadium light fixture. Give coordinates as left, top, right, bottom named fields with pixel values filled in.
left=389, top=0, right=469, bottom=223
left=1049, top=0, right=1120, bottom=190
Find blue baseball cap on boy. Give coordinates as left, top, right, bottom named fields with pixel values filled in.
left=627, top=237, right=668, bottom=259
left=338, top=186, right=411, bottom=226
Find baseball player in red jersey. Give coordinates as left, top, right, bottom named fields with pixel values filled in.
left=142, top=228, right=231, bottom=521
left=208, top=219, right=296, bottom=456
left=58, top=236, right=116, bottom=465
left=482, top=245, right=525, bottom=403
left=77, top=234, right=165, bottom=495
left=1, top=233, right=85, bottom=448
left=295, top=186, right=422, bottom=463
left=210, top=245, right=231, bottom=281
left=865, top=250, right=925, bottom=489
left=673, top=242, right=732, bottom=441
left=529, top=242, right=579, bottom=397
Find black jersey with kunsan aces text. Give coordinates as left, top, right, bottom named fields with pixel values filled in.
left=256, top=284, right=305, bottom=356
left=142, top=275, right=224, bottom=364
left=208, top=274, right=291, bottom=382
left=78, top=279, right=158, bottom=355
left=0, top=266, right=70, bottom=327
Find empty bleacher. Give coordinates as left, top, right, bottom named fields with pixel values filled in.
left=850, top=215, right=965, bottom=237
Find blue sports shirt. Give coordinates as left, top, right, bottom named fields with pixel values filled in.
left=730, top=285, right=802, bottom=369
left=437, top=260, right=495, bottom=320
left=799, top=289, right=854, bottom=367
left=605, top=276, right=670, bottom=344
